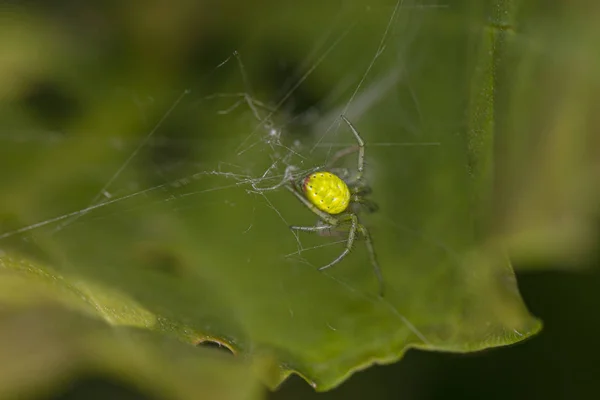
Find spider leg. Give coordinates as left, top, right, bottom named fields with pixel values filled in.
left=324, top=116, right=366, bottom=180
left=318, top=214, right=358, bottom=271
left=285, top=184, right=339, bottom=226
left=349, top=184, right=372, bottom=196
left=327, top=167, right=351, bottom=181
left=351, top=197, right=379, bottom=213
left=357, top=224, right=384, bottom=296
left=251, top=165, right=298, bottom=192
left=317, top=215, right=384, bottom=296
left=326, top=145, right=359, bottom=169
left=341, top=115, right=365, bottom=182
left=290, top=224, right=335, bottom=232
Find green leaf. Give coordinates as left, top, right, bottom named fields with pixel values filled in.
left=14, top=0, right=600, bottom=394
left=0, top=259, right=266, bottom=400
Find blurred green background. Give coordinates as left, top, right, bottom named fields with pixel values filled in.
left=1, top=0, right=599, bottom=399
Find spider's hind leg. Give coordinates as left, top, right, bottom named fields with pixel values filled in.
left=357, top=224, right=384, bottom=296
left=318, top=214, right=358, bottom=271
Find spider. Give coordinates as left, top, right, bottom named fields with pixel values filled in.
left=261, top=116, right=384, bottom=296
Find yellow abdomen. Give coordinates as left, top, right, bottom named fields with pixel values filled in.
left=302, top=172, right=351, bottom=214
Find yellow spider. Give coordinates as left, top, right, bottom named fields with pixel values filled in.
left=279, top=116, right=384, bottom=296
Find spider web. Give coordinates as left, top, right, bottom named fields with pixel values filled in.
left=0, top=0, right=455, bottom=351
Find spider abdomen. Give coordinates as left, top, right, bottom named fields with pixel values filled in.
left=302, top=171, right=351, bottom=215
